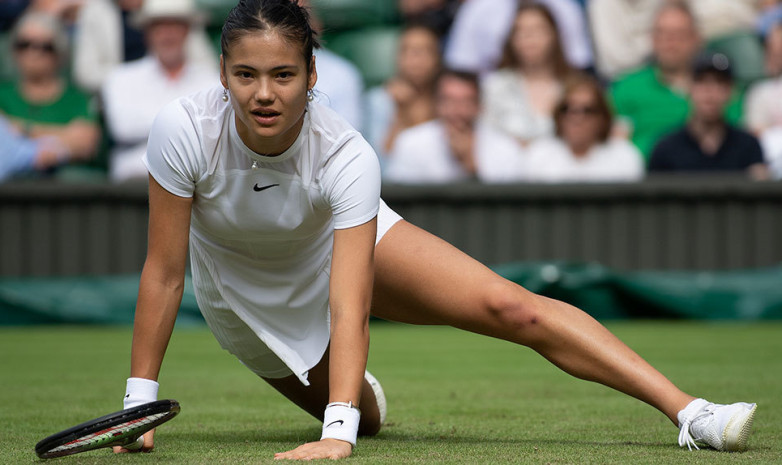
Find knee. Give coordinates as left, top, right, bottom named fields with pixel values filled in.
left=482, top=280, right=544, bottom=335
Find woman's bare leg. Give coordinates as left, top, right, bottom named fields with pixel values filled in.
left=371, top=221, right=695, bottom=424
left=262, top=349, right=383, bottom=436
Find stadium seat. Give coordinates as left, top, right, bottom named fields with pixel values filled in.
left=324, top=26, right=401, bottom=88
left=311, top=0, right=399, bottom=32
left=706, top=31, right=766, bottom=89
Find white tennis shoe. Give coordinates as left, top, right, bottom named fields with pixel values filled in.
left=677, top=398, right=757, bottom=451
left=364, top=371, right=387, bottom=425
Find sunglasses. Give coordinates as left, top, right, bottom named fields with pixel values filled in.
left=13, top=39, right=57, bottom=54
left=561, top=104, right=599, bottom=116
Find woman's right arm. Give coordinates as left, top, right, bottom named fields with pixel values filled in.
left=115, top=175, right=192, bottom=453
left=130, top=175, right=193, bottom=381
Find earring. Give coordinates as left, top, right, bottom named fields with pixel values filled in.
left=307, top=89, right=314, bottom=102
left=222, top=88, right=229, bottom=102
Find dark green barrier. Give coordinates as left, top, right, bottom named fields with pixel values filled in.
left=1, top=263, right=781, bottom=325
left=494, top=262, right=782, bottom=320
left=0, top=274, right=202, bottom=326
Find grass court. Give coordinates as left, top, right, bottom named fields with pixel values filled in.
left=2, top=321, right=780, bottom=464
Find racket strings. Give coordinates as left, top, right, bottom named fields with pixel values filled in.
left=49, top=412, right=169, bottom=454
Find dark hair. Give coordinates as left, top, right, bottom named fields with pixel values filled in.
left=498, top=3, right=573, bottom=80
left=437, top=68, right=480, bottom=95
left=221, top=0, right=320, bottom=73
left=553, top=75, right=613, bottom=143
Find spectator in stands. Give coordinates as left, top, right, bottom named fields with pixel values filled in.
left=758, top=0, right=782, bottom=38
left=522, top=76, right=644, bottom=183
left=0, top=113, right=77, bottom=180
left=1, top=1, right=84, bottom=29
left=300, top=0, right=364, bottom=130
left=72, top=0, right=216, bottom=94
left=397, top=0, right=458, bottom=38
left=746, top=22, right=782, bottom=134
left=364, top=23, right=441, bottom=161
left=0, top=11, right=99, bottom=167
left=444, top=0, right=592, bottom=75
left=689, top=0, right=757, bottom=42
left=611, top=2, right=743, bottom=160
left=649, top=53, right=769, bottom=180
left=101, top=0, right=218, bottom=182
left=384, top=69, right=523, bottom=184
left=745, top=21, right=782, bottom=178
left=481, top=3, right=576, bottom=146
left=588, top=0, right=662, bottom=79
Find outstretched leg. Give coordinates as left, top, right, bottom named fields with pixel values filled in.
left=371, top=220, right=695, bottom=424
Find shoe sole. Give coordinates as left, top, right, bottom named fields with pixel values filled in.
left=364, top=370, right=387, bottom=425
left=722, top=403, right=757, bottom=452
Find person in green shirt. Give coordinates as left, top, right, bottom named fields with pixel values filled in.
left=610, top=2, right=742, bottom=160
left=0, top=11, right=100, bottom=165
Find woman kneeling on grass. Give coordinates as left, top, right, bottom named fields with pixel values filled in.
left=117, top=0, right=757, bottom=460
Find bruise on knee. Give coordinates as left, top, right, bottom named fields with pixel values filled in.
left=484, top=281, right=542, bottom=335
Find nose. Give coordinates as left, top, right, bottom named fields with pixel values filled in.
left=254, top=78, right=274, bottom=104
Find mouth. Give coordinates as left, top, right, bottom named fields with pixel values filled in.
left=250, top=108, right=281, bottom=125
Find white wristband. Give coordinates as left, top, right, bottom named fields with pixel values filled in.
left=321, top=403, right=360, bottom=447
left=124, top=377, right=159, bottom=410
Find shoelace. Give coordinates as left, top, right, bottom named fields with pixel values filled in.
left=678, top=404, right=716, bottom=451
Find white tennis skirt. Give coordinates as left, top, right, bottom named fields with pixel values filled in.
left=202, top=199, right=402, bottom=379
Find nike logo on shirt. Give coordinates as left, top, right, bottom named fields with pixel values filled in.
left=253, top=183, right=280, bottom=192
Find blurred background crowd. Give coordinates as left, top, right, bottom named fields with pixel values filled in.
left=1, top=0, right=782, bottom=185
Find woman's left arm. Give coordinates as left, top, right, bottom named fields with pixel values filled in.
left=274, top=217, right=377, bottom=461
left=328, top=217, right=377, bottom=407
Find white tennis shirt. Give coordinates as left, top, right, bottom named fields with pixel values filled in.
left=144, top=86, right=381, bottom=384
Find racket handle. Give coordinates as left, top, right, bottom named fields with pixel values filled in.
left=124, top=436, right=144, bottom=450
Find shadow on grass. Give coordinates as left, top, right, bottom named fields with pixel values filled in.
left=167, top=428, right=679, bottom=451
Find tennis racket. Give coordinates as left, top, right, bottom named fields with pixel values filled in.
left=35, top=399, right=180, bottom=459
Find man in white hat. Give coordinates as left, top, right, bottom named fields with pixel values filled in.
left=101, top=0, right=219, bottom=182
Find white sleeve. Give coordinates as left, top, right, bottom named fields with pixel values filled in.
left=143, top=101, right=204, bottom=198
left=744, top=83, right=768, bottom=133
left=384, top=129, right=426, bottom=183
left=321, top=136, right=381, bottom=229
left=476, top=127, right=525, bottom=183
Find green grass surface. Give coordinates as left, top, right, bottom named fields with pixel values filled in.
left=1, top=322, right=780, bottom=464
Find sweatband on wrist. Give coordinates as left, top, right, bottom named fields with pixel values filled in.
left=321, top=402, right=361, bottom=446
left=124, top=377, right=159, bottom=410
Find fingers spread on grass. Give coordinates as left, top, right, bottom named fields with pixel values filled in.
left=274, top=439, right=352, bottom=460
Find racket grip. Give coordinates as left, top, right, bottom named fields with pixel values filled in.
left=124, top=436, right=145, bottom=450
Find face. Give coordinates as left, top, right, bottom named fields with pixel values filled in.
left=220, top=30, right=316, bottom=155
left=652, top=8, right=700, bottom=72
left=765, top=26, right=782, bottom=76
left=690, top=75, right=732, bottom=123
left=510, top=10, right=557, bottom=68
left=559, top=86, right=603, bottom=149
left=396, top=28, right=440, bottom=87
left=436, top=75, right=480, bottom=130
left=13, top=22, right=60, bottom=79
left=146, top=19, right=190, bottom=69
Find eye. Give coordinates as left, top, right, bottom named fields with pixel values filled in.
left=277, top=71, right=293, bottom=79
left=236, top=71, right=253, bottom=79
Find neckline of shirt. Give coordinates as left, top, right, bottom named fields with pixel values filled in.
left=228, top=108, right=309, bottom=165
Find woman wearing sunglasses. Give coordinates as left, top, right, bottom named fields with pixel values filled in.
left=0, top=11, right=99, bottom=176
left=521, top=75, right=644, bottom=183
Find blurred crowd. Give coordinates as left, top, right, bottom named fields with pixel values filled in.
left=1, top=0, right=782, bottom=184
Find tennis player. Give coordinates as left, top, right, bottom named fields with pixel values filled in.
left=118, top=0, right=756, bottom=460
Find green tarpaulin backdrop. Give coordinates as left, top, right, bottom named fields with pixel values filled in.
left=1, top=263, right=781, bottom=325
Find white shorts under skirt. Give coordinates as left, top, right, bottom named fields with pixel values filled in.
left=206, top=199, right=402, bottom=379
